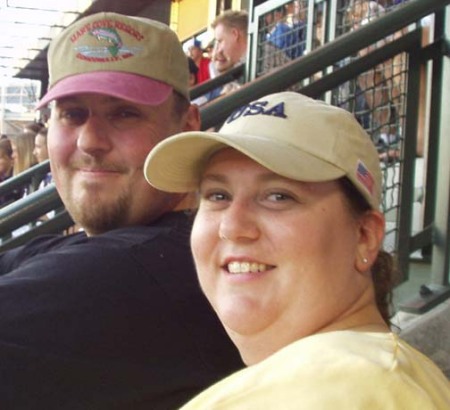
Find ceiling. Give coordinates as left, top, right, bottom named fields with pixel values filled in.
left=1, top=0, right=168, bottom=94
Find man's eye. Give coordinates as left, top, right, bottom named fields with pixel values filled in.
left=59, top=108, right=89, bottom=126
left=109, top=108, right=141, bottom=119
left=108, top=108, right=142, bottom=129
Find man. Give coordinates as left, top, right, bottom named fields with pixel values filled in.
left=207, top=10, right=248, bottom=101
left=0, top=12, right=243, bottom=410
left=188, top=39, right=211, bottom=84
left=211, top=10, right=248, bottom=75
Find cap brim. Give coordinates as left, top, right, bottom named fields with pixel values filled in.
left=36, top=71, right=172, bottom=109
left=144, top=131, right=346, bottom=192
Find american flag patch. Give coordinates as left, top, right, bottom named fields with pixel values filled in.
left=356, top=160, right=374, bottom=195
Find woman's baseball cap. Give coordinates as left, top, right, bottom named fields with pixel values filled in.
left=144, top=91, right=382, bottom=210
left=36, top=12, right=189, bottom=109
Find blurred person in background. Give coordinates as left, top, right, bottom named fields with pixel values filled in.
left=33, top=126, right=49, bottom=165
left=0, top=138, right=20, bottom=207
left=206, top=10, right=248, bottom=102
left=188, top=57, right=209, bottom=106
left=211, top=10, right=248, bottom=75
left=9, top=132, right=37, bottom=178
left=33, top=127, right=52, bottom=189
left=189, top=39, right=211, bottom=84
left=188, top=56, right=199, bottom=88
left=0, top=138, right=14, bottom=183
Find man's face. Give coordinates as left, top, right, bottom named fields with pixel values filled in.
left=189, top=46, right=203, bottom=61
left=213, top=23, right=242, bottom=73
left=48, top=93, right=194, bottom=235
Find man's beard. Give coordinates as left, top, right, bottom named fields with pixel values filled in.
left=67, top=188, right=130, bottom=235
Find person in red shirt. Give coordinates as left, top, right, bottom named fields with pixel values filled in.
left=189, top=40, right=211, bottom=84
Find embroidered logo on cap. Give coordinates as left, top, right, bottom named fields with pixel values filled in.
left=356, top=160, right=374, bottom=195
left=226, top=100, right=287, bottom=124
left=71, top=18, right=144, bottom=62
left=90, top=28, right=123, bottom=56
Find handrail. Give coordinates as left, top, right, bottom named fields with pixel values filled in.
left=0, top=210, right=73, bottom=252
left=190, top=64, right=245, bottom=100
left=0, top=184, right=63, bottom=237
left=0, top=160, right=50, bottom=197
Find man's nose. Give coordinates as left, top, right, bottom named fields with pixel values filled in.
left=76, top=115, right=113, bottom=156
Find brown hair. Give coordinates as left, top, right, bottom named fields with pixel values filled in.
left=36, top=127, right=48, bottom=140
left=172, top=91, right=191, bottom=121
left=339, top=177, right=400, bottom=325
left=23, top=121, right=45, bottom=135
left=211, top=10, right=249, bottom=35
left=9, top=132, right=38, bottom=176
left=0, top=138, right=13, bottom=158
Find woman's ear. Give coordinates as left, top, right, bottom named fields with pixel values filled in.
left=355, top=210, right=385, bottom=273
left=182, top=104, right=201, bottom=132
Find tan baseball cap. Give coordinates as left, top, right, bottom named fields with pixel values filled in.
left=144, top=92, right=382, bottom=210
left=36, top=12, right=189, bottom=109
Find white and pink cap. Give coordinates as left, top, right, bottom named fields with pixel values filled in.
left=37, top=13, right=189, bottom=109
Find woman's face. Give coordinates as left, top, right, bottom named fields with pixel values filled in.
left=191, top=148, right=378, bottom=363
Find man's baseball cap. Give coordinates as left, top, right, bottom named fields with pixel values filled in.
left=144, top=91, right=382, bottom=210
left=190, top=39, right=203, bottom=49
left=36, top=12, right=189, bottom=109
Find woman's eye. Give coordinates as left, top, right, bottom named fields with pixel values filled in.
left=205, top=191, right=229, bottom=202
left=266, top=192, right=293, bottom=202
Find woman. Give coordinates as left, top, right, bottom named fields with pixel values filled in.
left=144, top=92, right=450, bottom=408
left=0, top=137, right=19, bottom=207
left=9, top=131, right=37, bottom=177
left=0, top=137, right=14, bottom=182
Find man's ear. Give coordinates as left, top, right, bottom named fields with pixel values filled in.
left=355, top=210, right=385, bottom=273
left=231, top=27, right=241, bottom=41
left=182, top=104, right=201, bottom=132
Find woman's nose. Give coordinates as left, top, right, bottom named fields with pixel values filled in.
left=218, top=200, right=260, bottom=243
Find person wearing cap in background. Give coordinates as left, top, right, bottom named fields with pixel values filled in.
left=188, top=57, right=208, bottom=107
left=188, top=39, right=211, bottom=85
left=144, top=91, right=450, bottom=409
left=0, top=12, right=243, bottom=409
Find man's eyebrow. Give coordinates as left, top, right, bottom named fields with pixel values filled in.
left=54, top=96, right=82, bottom=106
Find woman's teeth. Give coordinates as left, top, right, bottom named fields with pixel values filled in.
left=227, top=261, right=269, bottom=274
